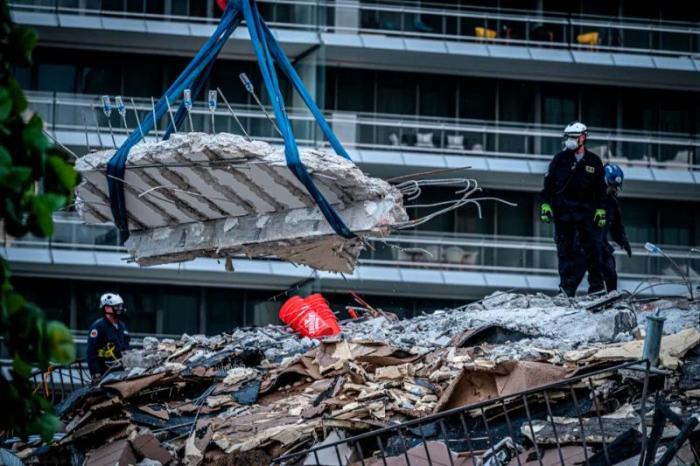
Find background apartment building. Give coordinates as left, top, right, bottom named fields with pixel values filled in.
left=4, top=0, right=699, bottom=343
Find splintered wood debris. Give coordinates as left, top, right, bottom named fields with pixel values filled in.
left=74, top=133, right=408, bottom=272
left=10, top=295, right=700, bottom=465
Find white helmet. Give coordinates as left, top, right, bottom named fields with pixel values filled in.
left=563, top=121, right=588, bottom=137
left=100, top=292, right=124, bottom=308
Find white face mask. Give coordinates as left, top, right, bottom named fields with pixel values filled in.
left=564, top=137, right=579, bottom=150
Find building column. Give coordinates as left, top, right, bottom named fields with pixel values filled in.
left=292, top=44, right=326, bottom=144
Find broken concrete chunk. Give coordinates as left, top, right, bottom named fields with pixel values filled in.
left=75, top=133, right=408, bottom=273
left=590, top=327, right=700, bottom=369
left=374, top=363, right=414, bottom=380
left=130, top=433, right=172, bottom=465
left=85, top=439, right=137, bottom=466
left=223, top=367, right=257, bottom=385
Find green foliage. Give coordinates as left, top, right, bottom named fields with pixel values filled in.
left=0, top=0, right=80, bottom=442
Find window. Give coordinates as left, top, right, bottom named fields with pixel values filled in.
left=206, top=288, right=245, bottom=335
left=456, top=195, right=495, bottom=234
left=13, top=277, right=71, bottom=325
left=13, top=66, right=32, bottom=90
left=621, top=90, right=656, bottom=132
left=499, top=81, right=534, bottom=123
left=621, top=198, right=656, bottom=245
left=210, top=61, right=252, bottom=105
left=659, top=201, right=691, bottom=246
left=494, top=190, right=533, bottom=237
left=407, top=186, right=455, bottom=233
left=541, top=85, right=577, bottom=125
left=123, top=62, right=162, bottom=98
left=459, top=78, right=496, bottom=120
left=418, top=75, right=456, bottom=118
left=38, top=64, right=76, bottom=93
left=582, top=86, right=616, bottom=129
left=162, top=288, right=200, bottom=334
left=332, top=68, right=375, bottom=113
left=376, top=71, right=416, bottom=115
left=80, top=63, right=122, bottom=95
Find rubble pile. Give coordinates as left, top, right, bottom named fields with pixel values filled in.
left=75, top=133, right=408, bottom=272
left=8, top=293, right=700, bottom=465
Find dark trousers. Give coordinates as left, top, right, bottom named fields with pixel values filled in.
left=555, top=217, right=604, bottom=296
left=572, top=242, right=617, bottom=293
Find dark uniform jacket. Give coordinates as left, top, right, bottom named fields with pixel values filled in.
left=539, top=149, right=607, bottom=221
left=87, top=317, right=130, bottom=376
left=603, top=193, right=629, bottom=253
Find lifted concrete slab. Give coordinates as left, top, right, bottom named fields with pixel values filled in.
left=74, top=133, right=408, bottom=273
left=125, top=193, right=405, bottom=273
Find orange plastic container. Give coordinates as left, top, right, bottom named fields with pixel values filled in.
left=279, top=294, right=340, bottom=338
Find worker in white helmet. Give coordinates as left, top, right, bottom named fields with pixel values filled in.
left=86, top=292, right=130, bottom=382
left=539, top=121, right=607, bottom=297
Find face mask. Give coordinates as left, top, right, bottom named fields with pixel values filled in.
left=564, top=138, right=578, bottom=150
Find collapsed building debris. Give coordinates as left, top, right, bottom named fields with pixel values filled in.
left=5, top=292, right=700, bottom=465
left=75, top=133, right=409, bottom=272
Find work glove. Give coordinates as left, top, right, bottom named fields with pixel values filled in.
left=594, top=208, right=606, bottom=228
left=622, top=241, right=632, bottom=258
left=540, top=203, right=553, bottom=224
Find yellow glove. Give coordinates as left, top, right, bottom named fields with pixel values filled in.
left=540, top=203, right=553, bottom=223
left=594, top=208, right=606, bottom=228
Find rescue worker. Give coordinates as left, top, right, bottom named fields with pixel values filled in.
left=571, top=163, right=632, bottom=292
left=539, top=121, right=607, bottom=297
left=87, top=292, right=130, bottom=382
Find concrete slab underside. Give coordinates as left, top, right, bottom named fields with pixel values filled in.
left=75, top=133, right=408, bottom=272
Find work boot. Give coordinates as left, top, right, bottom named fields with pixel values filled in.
left=559, top=286, right=576, bottom=298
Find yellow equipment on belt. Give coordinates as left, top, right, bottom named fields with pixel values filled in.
left=97, top=342, right=117, bottom=360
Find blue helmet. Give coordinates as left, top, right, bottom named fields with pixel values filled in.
left=604, top=163, right=624, bottom=188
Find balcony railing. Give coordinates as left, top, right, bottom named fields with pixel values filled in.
left=6, top=213, right=699, bottom=282
left=30, top=91, right=700, bottom=169
left=10, top=0, right=700, bottom=57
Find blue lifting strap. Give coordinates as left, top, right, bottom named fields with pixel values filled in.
left=106, top=0, right=355, bottom=240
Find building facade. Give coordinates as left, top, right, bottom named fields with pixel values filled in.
left=4, top=0, right=700, bottom=339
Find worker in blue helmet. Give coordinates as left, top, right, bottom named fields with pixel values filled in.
left=571, top=163, right=632, bottom=293
left=539, top=121, right=607, bottom=297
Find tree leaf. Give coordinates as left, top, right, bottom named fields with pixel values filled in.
left=47, top=155, right=78, bottom=190
left=0, top=87, right=11, bottom=123
left=5, top=292, right=26, bottom=315
left=7, top=77, right=28, bottom=115
left=33, top=413, right=61, bottom=443
left=0, top=145, right=11, bottom=166
left=46, top=321, right=75, bottom=365
left=22, top=114, right=50, bottom=154
left=1, top=166, right=32, bottom=190
left=9, top=27, right=38, bottom=65
left=12, top=355, right=32, bottom=378
left=30, top=195, right=54, bottom=237
left=42, top=193, right=67, bottom=211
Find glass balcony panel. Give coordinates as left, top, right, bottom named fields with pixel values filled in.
left=659, top=31, right=692, bottom=53
left=619, top=28, right=652, bottom=50
left=496, top=133, right=528, bottom=154
left=618, top=141, right=650, bottom=162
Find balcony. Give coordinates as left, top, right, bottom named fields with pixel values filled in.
left=30, top=91, right=700, bottom=201
left=10, top=0, right=700, bottom=89
left=31, top=91, right=700, bottom=167
left=10, top=0, right=700, bottom=58
left=5, top=213, right=699, bottom=292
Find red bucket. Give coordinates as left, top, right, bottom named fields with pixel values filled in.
left=305, top=294, right=340, bottom=332
left=279, top=295, right=340, bottom=338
